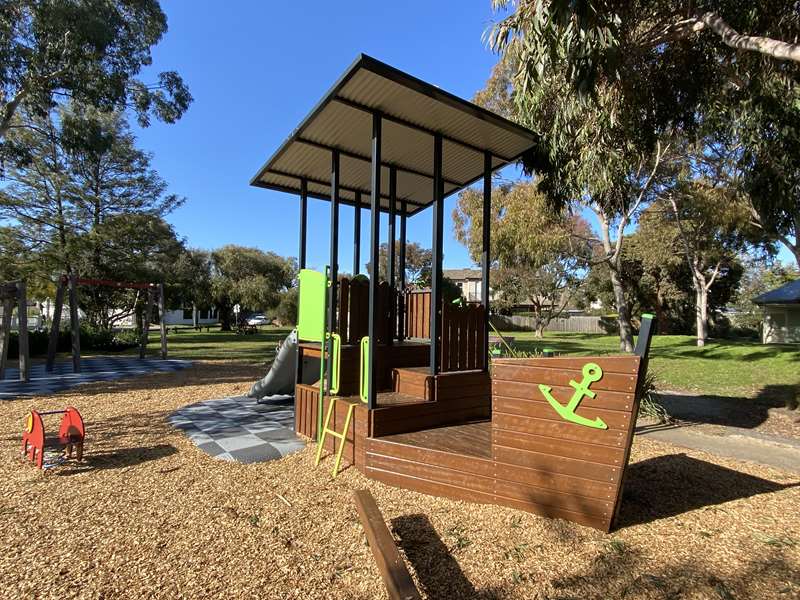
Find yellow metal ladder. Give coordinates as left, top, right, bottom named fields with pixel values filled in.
left=315, top=336, right=369, bottom=478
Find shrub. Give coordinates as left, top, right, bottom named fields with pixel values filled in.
left=4, top=326, right=138, bottom=359
left=275, top=288, right=298, bottom=326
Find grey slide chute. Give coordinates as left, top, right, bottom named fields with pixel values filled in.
left=248, top=329, right=319, bottom=402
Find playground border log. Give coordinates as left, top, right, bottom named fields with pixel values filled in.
left=353, top=489, right=421, bottom=600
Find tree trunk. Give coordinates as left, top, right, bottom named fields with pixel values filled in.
left=655, top=289, right=669, bottom=334
left=220, top=306, right=232, bottom=331
left=192, top=303, right=198, bottom=328
left=534, top=323, right=545, bottom=338
left=696, top=286, right=709, bottom=347
left=609, top=268, right=635, bottom=352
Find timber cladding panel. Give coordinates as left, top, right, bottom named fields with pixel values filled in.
left=492, top=355, right=642, bottom=532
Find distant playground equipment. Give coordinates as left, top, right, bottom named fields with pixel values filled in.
left=45, top=274, right=168, bottom=374
left=22, top=407, right=85, bottom=470
left=0, top=280, right=31, bottom=382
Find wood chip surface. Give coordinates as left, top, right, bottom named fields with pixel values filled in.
left=0, top=362, right=798, bottom=599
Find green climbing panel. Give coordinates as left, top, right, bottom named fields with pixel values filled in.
left=298, top=269, right=326, bottom=342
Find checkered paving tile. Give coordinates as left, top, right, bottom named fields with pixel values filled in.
left=168, top=396, right=304, bottom=464
left=0, top=358, right=191, bottom=400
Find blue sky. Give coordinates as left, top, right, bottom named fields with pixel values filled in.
left=132, top=0, right=519, bottom=272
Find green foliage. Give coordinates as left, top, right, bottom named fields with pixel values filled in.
left=0, top=0, right=191, bottom=163
left=732, top=259, right=799, bottom=331
left=4, top=325, right=138, bottom=359
left=275, top=288, right=298, bottom=326
left=455, top=182, right=592, bottom=335
left=369, top=241, right=432, bottom=285
left=638, top=371, right=670, bottom=423
left=1, top=104, right=187, bottom=330
left=210, top=245, right=296, bottom=330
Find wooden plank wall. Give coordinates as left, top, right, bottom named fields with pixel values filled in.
left=404, top=290, right=431, bottom=339
left=492, top=356, right=641, bottom=531
left=337, top=277, right=392, bottom=344
left=441, top=302, right=486, bottom=372
left=295, top=384, right=319, bottom=439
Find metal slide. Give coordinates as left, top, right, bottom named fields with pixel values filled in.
left=247, top=329, right=319, bottom=402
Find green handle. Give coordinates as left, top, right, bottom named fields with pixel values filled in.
left=329, top=332, right=341, bottom=395
left=359, top=336, right=370, bottom=403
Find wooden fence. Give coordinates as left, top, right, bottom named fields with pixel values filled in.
left=441, top=301, right=486, bottom=372
left=491, top=314, right=611, bottom=334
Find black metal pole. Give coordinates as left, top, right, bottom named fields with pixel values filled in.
left=353, top=192, right=361, bottom=275
left=327, top=151, right=340, bottom=396
left=299, top=179, right=308, bottom=269
left=398, top=201, right=407, bottom=342
left=430, top=134, right=444, bottom=376
left=481, top=151, right=492, bottom=371
left=367, top=113, right=382, bottom=409
left=387, top=166, right=397, bottom=345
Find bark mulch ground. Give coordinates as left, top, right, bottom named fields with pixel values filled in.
left=1, top=363, right=798, bottom=599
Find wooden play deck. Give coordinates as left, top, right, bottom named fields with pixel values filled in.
left=297, top=351, right=647, bottom=532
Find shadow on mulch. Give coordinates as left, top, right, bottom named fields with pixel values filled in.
left=655, top=382, right=800, bottom=431
left=391, top=513, right=481, bottom=599
left=52, top=443, right=178, bottom=475
left=549, top=542, right=799, bottom=599
left=617, top=453, right=800, bottom=528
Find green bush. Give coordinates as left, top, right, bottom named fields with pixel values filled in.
left=275, top=288, right=298, bottom=326
left=4, top=326, right=139, bottom=359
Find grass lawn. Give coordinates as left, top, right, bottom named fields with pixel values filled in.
left=140, top=325, right=292, bottom=364
left=72, top=325, right=799, bottom=397
left=501, top=331, right=800, bottom=397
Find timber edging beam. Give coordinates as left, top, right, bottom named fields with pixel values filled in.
left=353, top=489, right=421, bottom=600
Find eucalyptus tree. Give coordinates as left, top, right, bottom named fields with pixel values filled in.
left=210, top=246, right=297, bottom=330
left=455, top=182, right=593, bottom=337
left=483, top=0, right=800, bottom=348
left=1, top=0, right=191, bottom=166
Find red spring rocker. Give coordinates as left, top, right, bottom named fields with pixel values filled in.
left=22, top=407, right=85, bottom=469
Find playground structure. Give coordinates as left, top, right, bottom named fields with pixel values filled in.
left=45, top=275, right=167, bottom=373
left=0, top=280, right=30, bottom=382
left=21, top=406, right=85, bottom=469
left=251, top=55, right=655, bottom=531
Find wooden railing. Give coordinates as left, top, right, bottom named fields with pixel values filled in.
left=441, top=301, right=486, bottom=372
left=403, top=289, right=431, bottom=339
left=337, top=277, right=393, bottom=344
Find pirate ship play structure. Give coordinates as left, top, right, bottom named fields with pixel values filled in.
left=251, top=55, right=654, bottom=532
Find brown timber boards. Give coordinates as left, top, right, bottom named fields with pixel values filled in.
left=353, top=490, right=421, bottom=600
left=363, top=354, right=645, bottom=532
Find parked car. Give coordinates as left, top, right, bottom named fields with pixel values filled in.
left=246, top=314, right=272, bottom=326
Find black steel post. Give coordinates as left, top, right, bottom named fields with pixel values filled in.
left=299, top=179, right=308, bottom=269
left=327, top=151, right=340, bottom=395
left=387, top=166, right=397, bottom=345
left=353, top=192, right=361, bottom=275
left=367, top=113, right=382, bottom=409
left=430, top=134, right=444, bottom=376
left=398, top=201, right=407, bottom=342
left=481, top=151, right=492, bottom=371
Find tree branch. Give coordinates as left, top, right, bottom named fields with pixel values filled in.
left=649, top=11, right=800, bottom=63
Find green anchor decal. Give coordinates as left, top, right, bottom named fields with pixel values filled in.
left=538, top=362, right=608, bottom=430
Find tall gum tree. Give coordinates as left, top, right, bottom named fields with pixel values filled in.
left=0, top=0, right=192, bottom=160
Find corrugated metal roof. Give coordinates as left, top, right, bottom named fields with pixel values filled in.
left=753, top=279, right=800, bottom=304
left=251, top=54, right=536, bottom=215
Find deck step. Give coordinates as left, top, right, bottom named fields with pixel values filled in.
left=392, top=366, right=434, bottom=401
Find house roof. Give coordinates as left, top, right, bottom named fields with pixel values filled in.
left=753, top=279, right=800, bottom=305
left=250, top=54, right=538, bottom=216
left=444, top=268, right=483, bottom=281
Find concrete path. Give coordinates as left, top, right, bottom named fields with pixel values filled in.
left=636, top=422, right=800, bottom=474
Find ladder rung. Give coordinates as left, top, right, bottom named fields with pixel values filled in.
left=323, top=429, right=346, bottom=440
